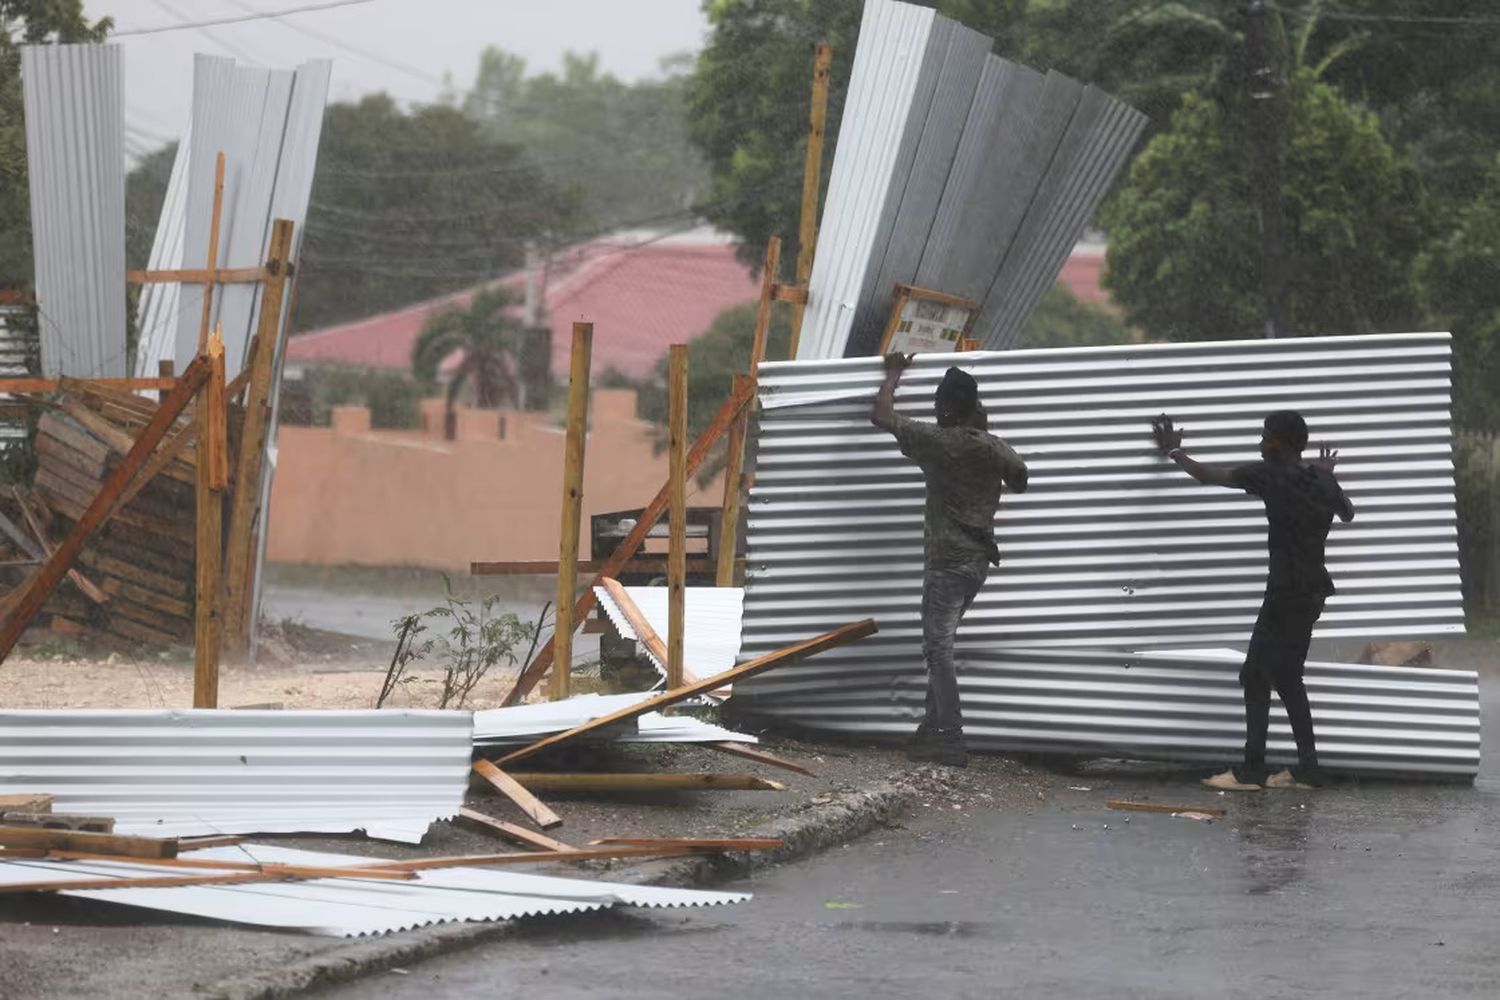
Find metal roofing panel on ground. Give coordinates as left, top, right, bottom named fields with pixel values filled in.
left=473, top=692, right=756, bottom=747
left=593, top=585, right=746, bottom=691
left=741, top=334, right=1464, bottom=663
left=732, top=647, right=1480, bottom=778
left=20, top=43, right=126, bottom=377
left=0, top=844, right=748, bottom=936
left=0, top=710, right=472, bottom=843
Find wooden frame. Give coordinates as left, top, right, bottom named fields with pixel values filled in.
left=876, top=284, right=980, bottom=356
left=666, top=344, right=688, bottom=689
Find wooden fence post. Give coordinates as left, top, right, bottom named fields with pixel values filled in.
left=716, top=374, right=752, bottom=587
left=788, top=43, right=831, bottom=360
left=667, top=344, right=688, bottom=689
left=194, top=330, right=228, bottom=708
left=551, top=322, right=593, bottom=701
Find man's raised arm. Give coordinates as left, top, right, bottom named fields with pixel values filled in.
left=870, top=352, right=913, bottom=433
left=1151, top=414, right=1236, bottom=488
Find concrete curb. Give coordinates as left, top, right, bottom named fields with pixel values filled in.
left=198, top=777, right=922, bottom=1000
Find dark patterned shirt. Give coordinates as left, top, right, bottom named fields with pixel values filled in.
left=893, top=415, right=1027, bottom=572
left=1232, top=460, right=1353, bottom=598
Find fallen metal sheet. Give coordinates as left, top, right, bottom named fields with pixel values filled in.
left=799, top=1, right=1146, bottom=359
left=473, top=693, right=756, bottom=747
left=593, top=585, right=746, bottom=694
left=0, top=844, right=748, bottom=937
left=0, top=710, right=472, bottom=843
left=732, top=647, right=1481, bottom=778
left=742, top=334, right=1465, bottom=663
left=20, top=43, right=126, bottom=377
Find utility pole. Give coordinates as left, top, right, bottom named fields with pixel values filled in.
left=1244, top=0, right=1290, bottom=339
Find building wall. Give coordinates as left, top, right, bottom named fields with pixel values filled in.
left=266, top=389, right=726, bottom=571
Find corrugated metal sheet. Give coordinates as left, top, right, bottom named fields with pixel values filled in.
left=735, top=333, right=1471, bottom=776
left=593, top=585, right=746, bottom=690
left=0, top=844, right=748, bottom=937
left=20, top=43, right=126, bottom=377
left=0, top=709, right=472, bottom=843
left=798, top=0, right=937, bottom=361
left=733, top=647, right=1481, bottom=777
left=796, top=1, right=1147, bottom=359
left=133, top=123, right=192, bottom=377
left=474, top=693, right=757, bottom=747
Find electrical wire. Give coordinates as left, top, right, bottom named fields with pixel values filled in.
left=112, top=0, right=375, bottom=37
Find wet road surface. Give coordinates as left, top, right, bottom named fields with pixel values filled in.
left=317, top=683, right=1498, bottom=1000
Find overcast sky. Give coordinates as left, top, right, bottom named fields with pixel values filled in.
left=87, top=0, right=708, bottom=156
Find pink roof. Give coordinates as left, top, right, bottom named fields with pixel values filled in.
left=1056, top=247, right=1112, bottom=308
left=286, top=236, right=761, bottom=378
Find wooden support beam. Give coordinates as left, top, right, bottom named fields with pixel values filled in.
left=667, top=343, right=687, bottom=690
left=472, top=759, right=563, bottom=830
left=472, top=556, right=725, bottom=577
left=771, top=283, right=809, bottom=305
left=0, top=377, right=176, bottom=394
left=1105, top=800, right=1227, bottom=817
left=45, top=852, right=415, bottom=880
left=749, top=237, right=781, bottom=379
left=789, top=42, right=832, bottom=358
left=552, top=321, right=593, bottom=701
left=197, top=151, right=226, bottom=355
left=223, top=219, right=296, bottom=653
left=498, top=377, right=756, bottom=706
left=126, top=266, right=267, bottom=285
left=704, top=741, right=815, bottom=777
left=716, top=374, right=752, bottom=588
left=0, top=825, right=177, bottom=859
left=589, top=837, right=783, bottom=851
left=0, top=357, right=212, bottom=663
left=157, top=360, right=175, bottom=404
left=509, top=772, right=786, bottom=793
left=499, top=618, right=877, bottom=765
left=367, top=845, right=712, bottom=872
left=194, top=331, right=227, bottom=708
left=455, top=806, right=576, bottom=852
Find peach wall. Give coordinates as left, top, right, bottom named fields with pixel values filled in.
left=266, top=391, right=726, bottom=571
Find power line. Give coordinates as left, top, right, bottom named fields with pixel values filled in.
left=224, top=0, right=446, bottom=86
left=113, top=0, right=375, bottom=37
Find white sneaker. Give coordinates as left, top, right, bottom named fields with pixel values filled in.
left=1201, top=769, right=1263, bottom=791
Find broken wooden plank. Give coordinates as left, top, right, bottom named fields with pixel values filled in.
left=46, top=852, right=416, bottom=880
left=1105, top=800, right=1227, bottom=817
left=455, top=806, right=576, bottom=852
left=471, top=759, right=563, bottom=830
left=509, top=773, right=786, bottom=793
left=0, top=355, right=211, bottom=663
left=367, top=845, right=712, bottom=872
left=588, top=837, right=783, bottom=851
left=13, top=488, right=109, bottom=604
left=599, top=576, right=702, bottom=686
left=175, top=834, right=245, bottom=850
left=0, top=826, right=177, bottom=859
left=0, top=794, right=51, bottom=813
left=0, top=871, right=285, bottom=894
left=703, top=741, right=815, bottom=777
left=499, top=619, right=878, bottom=766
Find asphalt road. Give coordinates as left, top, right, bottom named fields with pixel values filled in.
left=317, top=683, right=1500, bottom=1000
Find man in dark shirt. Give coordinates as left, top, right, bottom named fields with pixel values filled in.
left=871, top=353, right=1028, bottom=767
left=1152, top=411, right=1355, bottom=790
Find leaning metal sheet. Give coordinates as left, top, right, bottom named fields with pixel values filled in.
left=20, top=43, right=126, bottom=377
left=0, top=844, right=748, bottom=937
left=741, top=334, right=1465, bottom=666
left=133, top=123, right=192, bottom=378
left=732, top=647, right=1480, bottom=777
left=0, top=710, right=473, bottom=843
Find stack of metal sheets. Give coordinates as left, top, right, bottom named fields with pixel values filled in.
left=798, top=0, right=1148, bottom=359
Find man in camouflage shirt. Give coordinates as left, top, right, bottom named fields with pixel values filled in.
left=871, top=353, right=1028, bottom=766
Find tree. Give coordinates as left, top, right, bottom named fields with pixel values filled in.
left=1416, top=157, right=1500, bottom=432
left=411, top=286, right=525, bottom=439
left=1016, top=286, right=1135, bottom=350
left=462, top=49, right=708, bottom=236
left=1102, top=70, right=1427, bottom=341
left=125, top=95, right=579, bottom=333
left=1, top=2, right=111, bottom=287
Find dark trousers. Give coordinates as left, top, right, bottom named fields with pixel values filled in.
left=1240, top=592, right=1325, bottom=779
left=921, top=565, right=988, bottom=733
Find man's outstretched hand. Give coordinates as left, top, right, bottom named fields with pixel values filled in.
left=1151, top=414, right=1183, bottom=456
left=883, top=352, right=914, bottom=378
left=1309, top=442, right=1339, bottom=472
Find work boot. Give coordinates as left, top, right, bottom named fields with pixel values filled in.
left=1201, top=767, right=1264, bottom=791
left=1266, top=765, right=1327, bottom=790
left=908, top=729, right=967, bottom=768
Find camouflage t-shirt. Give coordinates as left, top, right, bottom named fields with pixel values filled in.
left=893, top=415, right=1028, bottom=573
